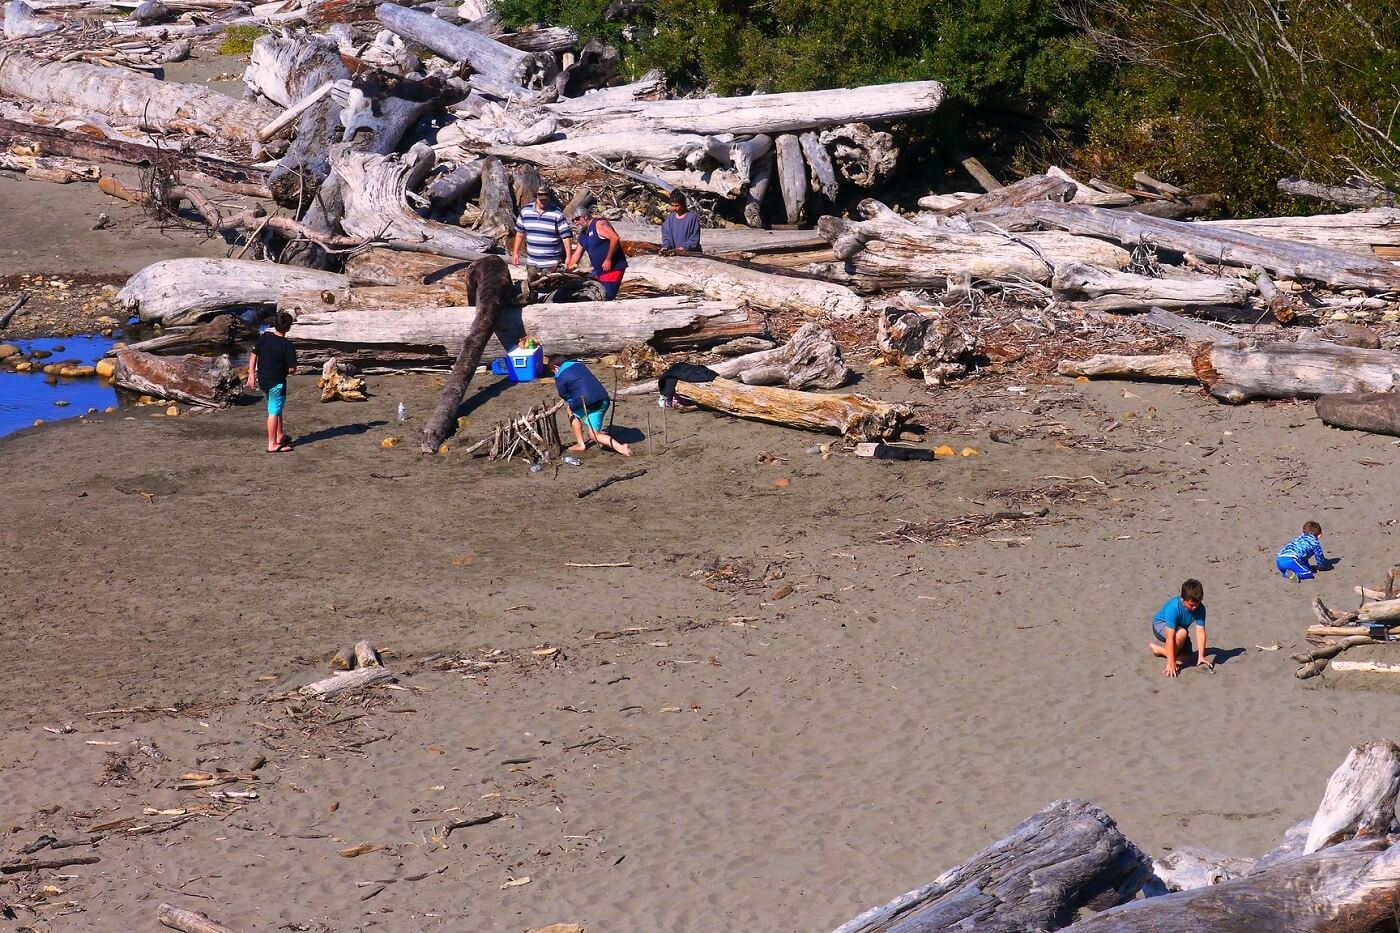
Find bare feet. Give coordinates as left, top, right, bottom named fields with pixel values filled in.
left=616, top=442, right=632, bottom=457
left=568, top=443, right=587, bottom=453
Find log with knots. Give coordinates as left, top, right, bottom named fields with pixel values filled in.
left=835, top=739, right=1400, bottom=933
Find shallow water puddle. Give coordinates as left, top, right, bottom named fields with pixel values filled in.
left=0, top=334, right=123, bottom=438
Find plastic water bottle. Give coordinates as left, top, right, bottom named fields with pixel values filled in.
left=529, top=463, right=544, bottom=473
left=396, top=401, right=406, bottom=423
left=563, top=455, right=581, bottom=466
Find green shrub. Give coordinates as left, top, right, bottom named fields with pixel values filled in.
left=218, top=24, right=266, bottom=57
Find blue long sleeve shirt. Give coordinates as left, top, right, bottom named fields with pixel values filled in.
left=554, top=360, right=609, bottom=412
left=660, top=211, right=702, bottom=251
left=1278, top=533, right=1327, bottom=566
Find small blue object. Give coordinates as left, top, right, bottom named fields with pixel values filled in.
left=490, top=357, right=510, bottom=377
left=507, top=346, right=544, bottom=383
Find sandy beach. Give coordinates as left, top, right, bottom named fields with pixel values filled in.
left=3, top=354, right=1399, bottom=930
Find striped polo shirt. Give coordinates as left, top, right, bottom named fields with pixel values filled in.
left=514, top=203, right=572, bottom=266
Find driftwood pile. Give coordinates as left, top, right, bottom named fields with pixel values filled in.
left=1294, top=565, right=1400, bottom=680
left=836, top=740, right=1400, bottom=932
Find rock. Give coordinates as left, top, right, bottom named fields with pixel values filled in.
left=0, top=344, right=18, bottom=359
left=104, top=406, right=116, bottom=414
left=381, top=436, right=402, bottom=449
left=30, top=349, right=52, bottom=360
left=59, top=365, right=96, bottom=378
left=1319, top=322, right=1382, bottom=349
left=166, top=405, right=179, bottom=416
left=95, top=358, right=116, bottom=379
left=32, top=418, right=43, bottom=426
left=54, top=400, right=70, bottom=407
left=52, top=345, right=64, bottom=353
left=15, top=360, right=33, bottom=372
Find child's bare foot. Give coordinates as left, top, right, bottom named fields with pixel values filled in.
left=568, top=443, right=587, bottom=453
left=612, top=441, right=632, bottom=457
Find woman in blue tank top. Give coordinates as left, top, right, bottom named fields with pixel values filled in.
left=566, top=206, right=627, bottom=299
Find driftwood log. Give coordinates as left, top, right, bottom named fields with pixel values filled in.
left=818, top=200, right=1128, bottom=288
left=675, top=378, right=909, bottom=441
left=377, top=2, right=554, bottom=88
left=1207, top=209, right=1400, bottom=258
left=938, top=172, right=1076, bottom=216
left=244, top=33, right=350, bottom=202
left=0, top=50, right=276, bottom=141
left=1021, top=202, right=1400, bottom=290
left=624, top=255, right=866, bottom=318
left=706, top=323, right=850, bottom=389
left=1148, top=847, right=1254, bottom=894
left=286, top=297, right=763, bottom=367
left=156, top=903, right=238, bottom=933
left=878, top=302, right=976, bottom=386
left=1278, top=177, right=1398, bottom=210
left=775, top=133, right=808, bottom=225
left=1194, top=342, right=1400, bottom=403
left=120, top=316, right=244, bottom=355
left=833, top=799, right=1150, bottom=932
left=1058, top=353, right=1197, bottom=381
left=111, top=350, right=240, bottom=408
left=1051, top=262, right=1253, bottom=314
left=118, top=259, right=349, bottom=326
left=1063, top=741, right=1400, bottom=932
left=615, top=222, right=825, bottom=257
left=420, top=256, right=511, bottom=453
left=1316, top=392, right=1400, bottom=436
left=299, top=666, right=394, bottom=699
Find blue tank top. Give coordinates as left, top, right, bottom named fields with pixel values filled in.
left=578, top=219, right=627, bottom=274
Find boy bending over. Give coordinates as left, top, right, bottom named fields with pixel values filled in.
left=1277, top=521, right=1330, bottom=580
left=1150, top=579, right=1212, bottom=678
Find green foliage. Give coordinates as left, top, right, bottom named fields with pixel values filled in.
left=218, top=24, right=266, bottom=56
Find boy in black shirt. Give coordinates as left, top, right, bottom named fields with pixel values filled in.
left=547, top=356, right=631, bottom=457
left=247, top=311, right=297, bottom=452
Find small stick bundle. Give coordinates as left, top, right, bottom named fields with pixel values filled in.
left=484, top=399, right=566, bottom=464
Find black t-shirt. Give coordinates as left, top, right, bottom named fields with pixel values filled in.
left=254, top=330, right=297, bottom=391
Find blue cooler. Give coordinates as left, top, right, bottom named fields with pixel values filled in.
left=507, top=346, right=544, bottom=382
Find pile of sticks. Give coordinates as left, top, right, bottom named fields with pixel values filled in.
left=1295, top=564, right=1400, bottom=679
left=473, top=399, right=565, bottom=464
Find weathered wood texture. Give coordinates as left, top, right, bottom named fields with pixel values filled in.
left=420, top=256, right=511, bottom=453
left=286, top=298, right=763, bottom=366
left=1058, top=353, right=1197, bottom=381
left=1194, top=342, right=1400, bottom=403
left=1305, top=740, right=1400, bottom=853
left=0, top=50, right=276, bottom=141
left=377, top=3, right=553, bottom=88
left=613, top=222, right=826, bottom=256
left=245, top=33, right=349, bottom=201
left=675, top=378, right=910, bottom=441
left=1149, top=847, right=1255, bottom=893
left=121, top=315, right=243, bottom=355
left=1207, top=209, right=1400, bottom=257
left=333, top=146, right=497, bottom=258
left=833, top=799, right=1150, bottom=933
left=118, top=259, right=350, bottom=326
left=707, top=323, right=850, bottom=389
left=819, top=200, right=1128, bottom=287
left=156, top=903, right=238, bottom=933
left=279, top=283, right=467, bottom=316
left=1316, top=392, right=1400, bottom=437
left=938, top=172, right=1075, bottom=215
left=1023, top=202, right=1400, bottom=290
left=878, top=302, right=976, bottom=386
left=1051, top=262, right=1253, bottom=313
left=1278, top=176, right=1398, bottom=209
left=299, top=666, right=394, bottom=698
left=775, top=133, right=808, bottom=225
left=112, top=350, right=240, bottom=408
left=624, top=255, right=866, bottom=318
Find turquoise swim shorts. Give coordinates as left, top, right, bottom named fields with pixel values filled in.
left=572, top=400, right=608, bottom=432
left=266, top=383, right=286, bottom=416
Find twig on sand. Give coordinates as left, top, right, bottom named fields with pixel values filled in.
left=576, top=469, right=648, bottom=499
left=0, top=292, right=28, bottom=331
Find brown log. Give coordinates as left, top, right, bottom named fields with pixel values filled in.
left=120, top=316, right=243, bottom=355
left=0, top=50, right=275, bottom=141
left=1057, top=353, right=1196, bottom=381
left=0, top=116, right=269, bottom=195
left=1316, top=392, right=1400, bottom=436
left=834, top=799, right=1149, bottom=932
left=299, top=666, right=395, bottom=698
left=331, top=646, right=355, bottom=670
left=473, top=156, right=516, bottom=243
left=938, top=173, right=1075, bottom=216
left=157, top=904, right=239, bottom=933
left=421, top=256, right=511, bottom=453
left=1194, top=342, right=1400, bottom=404
left=344, top=249, right=477, bottom=287
left=1, top=854, right=100, bottom=874
left=877, top=300, right=976, bottom=386
left=675, top=378, right=910, bottom=441
left=1021, top=202, right=1400, bottom=290
left=112, top=350, right=241, bottom=408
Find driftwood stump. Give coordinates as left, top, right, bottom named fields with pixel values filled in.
left=112, top=350, right=240, bottom=408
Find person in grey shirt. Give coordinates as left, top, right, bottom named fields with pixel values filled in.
left=660, top=191, right=702, bottom=253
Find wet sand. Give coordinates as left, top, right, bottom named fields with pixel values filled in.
left=2, top=367, right=1398, bottom=930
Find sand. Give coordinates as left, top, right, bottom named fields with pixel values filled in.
left=2, top=366, right=1398, bottom=931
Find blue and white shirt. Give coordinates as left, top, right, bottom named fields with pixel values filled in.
left=1278, top=533, right=1327, bottom=565
left=515, top=203, right=572, bottom=266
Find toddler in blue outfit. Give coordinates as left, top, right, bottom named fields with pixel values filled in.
left=1277, top=521, right=1329, bottom=580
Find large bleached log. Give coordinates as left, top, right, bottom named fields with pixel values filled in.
left=421, top=256, right=510, bottom=453
left=376, top=3, right=553, bottom=88
left=675, top=378, right=910, bottom=441
left=0, top=116, right=269, bottom=194
left=333, top=146, right=497, bottom=258
left=112, top=350, right=240, bottom=408
left=833, top=799, right=1150, bottom=933
left=729, top=134, right=772, bottom=187
left=286, top=297, right=764, bottom=367
left=819, top=200, right=1128, bottom=288
left=279, top=283, right=466, bottom=315
left=799, top=131, right=839, bottom=201
left=1058, top=353, right=1196, bottom=381
left=544, top=80, right=945, bottom=137
left=646, top=165, right=745, bottom=199
left=1316, top=392, right=1400, bottom=436
left=473, top=156, right=516, bottom=242
left=343, top=249, right=481, bottom=286
left=121, top=315, right=244, bottom=355
left=0, top=50, right=276, bottom=141
left=1022, top=202, right=1400, bottom=290
left=1051, top=262, right=1254, bottom=313
left=1206, top=209, right=1400, bottom=258
left=118, top=259, right=350, bottom=326
left=775, top=133, right=808, bottom=224
left=625, top=255, right=866, bottom=318
left=744, top=153, right=775, bottom=227
left=708, top=323, right=850, bottom=389
left=1066, top=741, right=1400, bottom=932
left=939, top=173, right=1076, bottom=215
left=299, top=666, right=394, bottom=698
left=1194, top=342, right=1400, bottom=403
left=1149, top=847, right=1255, bottom=893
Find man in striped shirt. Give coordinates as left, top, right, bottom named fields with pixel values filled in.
left=511, top=186, right=572, bottom=301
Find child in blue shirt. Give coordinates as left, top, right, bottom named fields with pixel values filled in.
left=1149, top=579, right=1212, bottom=678
left=548, top=356, right=632, bottom=457
left=1277, top=521, right=1329, bottom=580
